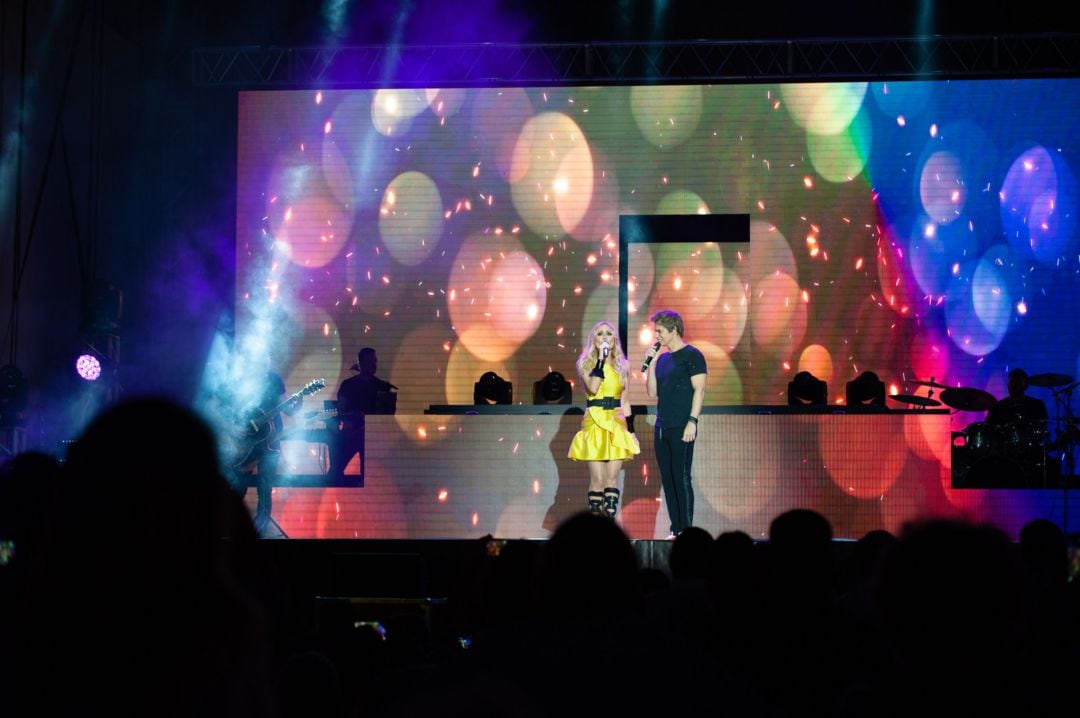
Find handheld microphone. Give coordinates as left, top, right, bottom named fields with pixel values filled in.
left=600, top=341, right=611, bottom=359
left=641, top=342, right=662, bottom=372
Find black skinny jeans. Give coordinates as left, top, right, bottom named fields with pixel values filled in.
left=654, top=422, right=695, bottom=534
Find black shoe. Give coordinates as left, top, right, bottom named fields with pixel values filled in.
left=602, top=488, right=620, bottom=519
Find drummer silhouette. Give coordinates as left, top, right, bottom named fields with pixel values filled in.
left=971, top=368, right=1050, bottom=486
left=986, top=369, right=1048, bottom=428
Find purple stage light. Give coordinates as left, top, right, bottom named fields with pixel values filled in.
left=75, top=354, right=102, bottom=381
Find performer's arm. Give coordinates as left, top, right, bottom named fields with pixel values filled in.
left=582, top=356, right=604, bottom=395
left=332, top=392, right=351, bottom=428
left=645, top=348, right=659, bottom=398
left=682, top=372, right=707, bottom=442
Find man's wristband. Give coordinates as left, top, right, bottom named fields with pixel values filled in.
left=687, top=416, right=699, bottom=425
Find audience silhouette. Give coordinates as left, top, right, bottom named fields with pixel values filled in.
left=0, top=451, right=63, bottom=708
left=16, top=397, right=277, bottom=717
left=5, top=403, right=1080, bottom=718
left=869, top=519, right=1027, bottom=716
left=1016, top=517, right=1080, bottom=715
left=644, top=525, right=715, bottom=649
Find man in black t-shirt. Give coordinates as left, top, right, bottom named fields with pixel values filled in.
left=644, top=310, right=707, bottom=538
left=329, top=348, right=396, bottom=484
left=985, top=368, right=1048, bottom=481
left=986, top=368, right=1048, bottom=428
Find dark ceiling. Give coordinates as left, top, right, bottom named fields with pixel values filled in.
left=95, top=0, right=1080, bottom=51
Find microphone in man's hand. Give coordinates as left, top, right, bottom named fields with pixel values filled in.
left=600, top=341, right=611, bottom=359
left=641, top=341, right=662, bottom=372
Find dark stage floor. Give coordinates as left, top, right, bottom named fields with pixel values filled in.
left=253, top=536, right=869, bottom=634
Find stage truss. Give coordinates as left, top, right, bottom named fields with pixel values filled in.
left=194, top=35, right=1080, bottom=88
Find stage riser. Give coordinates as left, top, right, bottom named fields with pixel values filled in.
left=250, top=413, right=1013, bottom=540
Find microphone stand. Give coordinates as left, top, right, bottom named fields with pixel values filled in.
left=1051, top=382, right=1078, bottom=532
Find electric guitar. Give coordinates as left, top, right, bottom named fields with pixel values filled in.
left=231, top=379, right=326, bottom=471
left=300, top=408, right=338, bottom=425
left=276, top=408, right=339, bottom=443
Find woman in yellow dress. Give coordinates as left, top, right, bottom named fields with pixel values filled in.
left=568, top=320, right=640, bottom=518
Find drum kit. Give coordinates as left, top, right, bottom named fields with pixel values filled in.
left=887, top=378, right=948, bottom=410
left=888, top=373, right=1080, bottom=488
left=1041, top=375, right=1080, bottom=477
left=887, top=378, right=998, bottom=412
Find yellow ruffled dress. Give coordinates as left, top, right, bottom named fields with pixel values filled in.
left=567, top=369, right=641, bottom=461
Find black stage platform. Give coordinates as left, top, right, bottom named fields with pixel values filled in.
left=256, top=536, right=862, bottom=627
left=260, top=538, right=681, bottom=599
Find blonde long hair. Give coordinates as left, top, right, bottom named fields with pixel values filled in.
left=576, top=320, right=629, bottom=389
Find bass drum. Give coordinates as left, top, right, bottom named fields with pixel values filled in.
left=961, top=456, right=1026, bottom=488
left=961, top=454, right=1045, bottom=488
left=964, top=422, right=998, bottom=454
left=1001, top=420, right=1047, bottom=452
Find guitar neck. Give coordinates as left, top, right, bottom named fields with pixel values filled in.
left=274, top=380, right=325, bottom=413
left=247, top=381, right=324, bottom=430
left=269, top=389, right=305, bottom=416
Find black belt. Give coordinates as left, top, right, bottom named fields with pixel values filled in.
left=587, top=397, right=619, bottom=410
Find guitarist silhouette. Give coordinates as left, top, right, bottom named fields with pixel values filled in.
left=229, top=373, right=324, bottom=536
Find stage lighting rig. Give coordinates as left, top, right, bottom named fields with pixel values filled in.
left=474, top=371, right=513, bottom=405
left=845, top=371, right=886, bottom=407
left=80, top=280, right=123, bottom=335
left=74, top=280, right=122, bottom=400
left=533, top=371, right=572, bottom=404
left=74, top=351, right=106, bottom=382
left=788, top=371, right=828, bottom=406
left=0, top=365, right=29, bottom=428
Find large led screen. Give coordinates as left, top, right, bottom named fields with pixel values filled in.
left=233, top=81, right=1080, bottom=539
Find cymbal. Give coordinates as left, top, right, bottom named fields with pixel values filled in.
left=1052, top=380, right=1080, bottom=395
left=940, top=387, right=998, bottom=412
left=1029, top=372, right=1074, bottom=388
left=913, top=379, right=950, bottom=389
left=889, top=394, right=942, bottom=408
